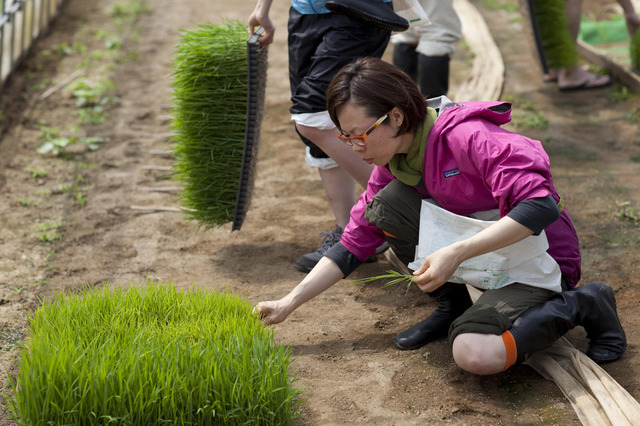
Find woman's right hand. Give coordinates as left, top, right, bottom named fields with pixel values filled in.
left=255, top=299, right=291, bottom=325
left=253, top=257, right=345, bottom=326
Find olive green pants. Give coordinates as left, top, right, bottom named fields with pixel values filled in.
left=364, top=179, right=565, bottom=342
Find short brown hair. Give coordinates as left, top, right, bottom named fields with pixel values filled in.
left=326, top=57, right=427, bottom=135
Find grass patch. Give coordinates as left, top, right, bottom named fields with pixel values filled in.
left=4, top=282, right=303, bottom=424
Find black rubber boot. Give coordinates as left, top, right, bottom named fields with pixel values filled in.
left=395, top=283, right=473, bottom=350
left=509, top=281, right=626, bottom=364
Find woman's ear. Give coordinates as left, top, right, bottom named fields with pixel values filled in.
left=389, top=107, right=404, bottom=129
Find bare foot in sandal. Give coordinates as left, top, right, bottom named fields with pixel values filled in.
left=557, top=65, right=611, bottom=91
left=543, top=65, right=589, bottom=83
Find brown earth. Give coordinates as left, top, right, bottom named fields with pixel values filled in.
left=1, top=0, right=639, bottom=424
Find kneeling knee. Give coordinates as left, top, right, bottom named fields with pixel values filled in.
left=452, top=333, right=506, bottom=375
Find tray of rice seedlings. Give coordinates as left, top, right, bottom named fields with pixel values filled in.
left=171, top=22, right=267, bottom=231
left=5, top=282, right=303, bottom=425
left=632, top=28, right=640, bottom=74
left=519, top=0, right=579, bottom=75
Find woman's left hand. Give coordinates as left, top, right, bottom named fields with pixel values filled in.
left=411, top=244, right=463, bottom=293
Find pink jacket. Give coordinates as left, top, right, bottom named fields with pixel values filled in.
left=341, top=101, right=581, bottom=287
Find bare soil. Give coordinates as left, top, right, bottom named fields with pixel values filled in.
left=1, top=0, right=639, bottom=424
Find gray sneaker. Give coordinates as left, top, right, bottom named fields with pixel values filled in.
left=295, top=226, right=343, bottom=273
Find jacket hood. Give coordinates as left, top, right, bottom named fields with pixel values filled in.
left=427, top=95, right=513, bottom=132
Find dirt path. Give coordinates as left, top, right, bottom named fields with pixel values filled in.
left=1, top=0, right=639, bottom=424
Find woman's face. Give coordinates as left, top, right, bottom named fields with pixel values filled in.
left=336, top=101, right=407, bottom=167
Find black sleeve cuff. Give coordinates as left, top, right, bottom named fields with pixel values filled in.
left=506, top=195, right=560, bottom=235
left=325, top=241, right=363, bottom=278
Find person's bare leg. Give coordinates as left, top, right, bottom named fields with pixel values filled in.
left=565, top=0, right=582, bottom=39
left=293, top=123, right=374, bottom=272
left=297, top=124, right=373, bottom=188
left=318, top=166, right=356, bottom=229
left=557, top=0, right=611, bottom=89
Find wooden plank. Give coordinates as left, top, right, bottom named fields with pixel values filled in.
left=577, top=40, right=640, bottom=93
left=452, top=0, right=504, bottom=101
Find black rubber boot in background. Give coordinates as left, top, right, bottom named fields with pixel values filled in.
left=393, top=44, right=450, bottom=99
left=509, top=281, right=626, bottom=364
left=395, top=282, right=473, bottom=350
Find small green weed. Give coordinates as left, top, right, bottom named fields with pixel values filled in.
left=46, top=249, right=56, bottom=261
left=15, top=198, right=40, bottom=207
left=64, top=78, right=118, bottom=125
left=109, top=0, right=152, bottom=23
left=481, top=0, right=519, bottom=13
left=31, top=221, right=65, bottom=243
left=76, top=100, right=114, bottom=125
left=4, top=283, right=303, bottom=424
left=59, top=176, right=93, bottom=207
left=626, top=107, right=640, bottom=123
left=612, top=85, right=633, bottom=102
left=24, top=167, right=47, bottom=179
left=32, top=278, right=51, bottom=287
left=37, top=123, right=106, bottom=156
left=30, top=74, right=50, bottom=92
left=616, top=202, right=640, bottom=222
left=37, top=135, right=106, bottom=156
left=503, top=95, right=549, bottom=130
left=67, top=78, right=115, bottom=107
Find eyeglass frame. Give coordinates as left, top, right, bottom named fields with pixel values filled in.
left=337, top=112, right=389, bottom=146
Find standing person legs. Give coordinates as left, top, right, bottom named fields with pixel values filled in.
left=391, top=0, right=461, bottom=98
left=288, top=11, right=390, bottom=272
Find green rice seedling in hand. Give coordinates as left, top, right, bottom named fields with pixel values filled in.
left=350, top=270, right=416, bottom=294
left=171, top=22, right=264, bottom=230
left=4, top=282, right=303, bottom=425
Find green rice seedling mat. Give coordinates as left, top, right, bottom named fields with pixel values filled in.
left=5, top=283, right=302, bottom=424
left=579, top=16, right=640, bottom=74
left=171, top=22, right=268, bottom=231
left=518, top=0, right=579, bottom=73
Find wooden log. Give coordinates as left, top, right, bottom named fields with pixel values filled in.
left=452, top=0, right=504, bottom=102
left=577, top=40, right=640, bottom=94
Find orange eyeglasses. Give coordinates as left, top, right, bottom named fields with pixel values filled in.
left=337, top=113, right=388, bottom=146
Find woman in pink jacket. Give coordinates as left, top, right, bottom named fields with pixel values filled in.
left=256, top=57, right=625, bottom=374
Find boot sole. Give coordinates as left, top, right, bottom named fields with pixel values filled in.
left=590, top=350, right=626, bottom=364
left=394, top=339, right=430, bottom=351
